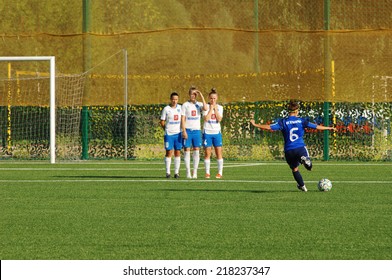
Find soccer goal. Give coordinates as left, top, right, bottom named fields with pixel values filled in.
left=0, top=56, right=85, bottom=163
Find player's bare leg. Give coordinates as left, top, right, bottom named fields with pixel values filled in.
left=215, top=146, right=223, bottom=179
left=204, top=147, right=212, bottom=178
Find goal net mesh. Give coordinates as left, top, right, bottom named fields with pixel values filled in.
left=0, top=64, right=85, bottom=160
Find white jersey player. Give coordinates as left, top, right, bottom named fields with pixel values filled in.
left=160, top=92, right=182, bottom=179
left=181, top=86, right=207, bottom=179
left=203, top=88, right=224, bottom=179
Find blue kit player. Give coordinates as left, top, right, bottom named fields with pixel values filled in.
left=250, top=101, right=336, bottom=192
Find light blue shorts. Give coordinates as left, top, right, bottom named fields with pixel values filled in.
left=183, top=129, right=202, bottom=148
left=203, top=132, right=223, bottom=148
left=164, top=133, right=183, bottom=151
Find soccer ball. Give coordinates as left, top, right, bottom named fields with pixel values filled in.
left=318, top=178, right=332, bottom=192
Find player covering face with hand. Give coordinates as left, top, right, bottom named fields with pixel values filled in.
left=203, top=88, right=224, bottom=179
left=250, top=101, right=336, bottom=192
left=181, top=86, right=208, bottom=179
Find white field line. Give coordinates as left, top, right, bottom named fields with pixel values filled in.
left=0, top=163, right=268, bottom=171
left=0, top=179, right=391, bottom=184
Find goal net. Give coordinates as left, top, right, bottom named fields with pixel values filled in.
left=0, top=57, right=85, bottom=162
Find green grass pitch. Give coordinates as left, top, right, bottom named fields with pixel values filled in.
left=0, top=161, right=391, bottom=260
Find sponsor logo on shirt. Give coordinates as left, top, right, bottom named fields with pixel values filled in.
left=285, top=120, right=302, bottom=125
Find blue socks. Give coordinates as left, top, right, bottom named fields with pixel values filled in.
left=292, top=170, right=305, bottom=187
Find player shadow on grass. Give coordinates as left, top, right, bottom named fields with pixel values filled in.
left=159, top=188, right=300, bottom=193
left=53, top=175, right=162, bottom=179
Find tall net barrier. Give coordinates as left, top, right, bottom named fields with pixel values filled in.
left=1, top=0, right=392, bottom=161
left=85, top=51, right=130, bottom=159
left=0, top=61, right=85, bottom=160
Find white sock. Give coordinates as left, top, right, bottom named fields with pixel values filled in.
left=165, top=157, right=171, bottom=174
left=174, top=156, right=181, bottom=174
left=184, top=151, right=191, bottom=175
left=193, top=150, right=200, bottom=174
left=204, top=159, right=211, bottom=174
left=217, top=158, right=223, bottom=175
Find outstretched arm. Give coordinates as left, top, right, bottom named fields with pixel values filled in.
left=315, top=125, right=337, bottom=131
left=250, top=119, right=271, bottom=130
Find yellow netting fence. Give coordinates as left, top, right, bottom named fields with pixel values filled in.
left=1, top=0, right=392, bottom=104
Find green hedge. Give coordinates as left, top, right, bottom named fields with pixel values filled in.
left=0, top=102, right=390, bottom=160
left=88, top=101, right=392, bottom=161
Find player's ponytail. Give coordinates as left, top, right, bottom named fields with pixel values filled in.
left=209, top=87, right=217, bottom=96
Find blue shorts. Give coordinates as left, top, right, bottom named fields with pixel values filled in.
left=203, top=132, right=223, bottom=148
left=284, top=146, right=310, bottom=169
left=183, top=129, right=202, bottom=148
left=164, top=133, right=183, bottom=151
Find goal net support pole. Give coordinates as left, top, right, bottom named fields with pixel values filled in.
left=0, top=56, right=56, bottom=163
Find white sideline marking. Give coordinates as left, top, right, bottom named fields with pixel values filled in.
left=0, top=163, right=267, bottom=171
left=0, top=179, right=391, bottom=184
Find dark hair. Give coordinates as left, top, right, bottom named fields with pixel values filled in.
left=209, top=87, right=217, bottom=95
left=170, top=92, right=178, bottom=98
left=287, top=100, right=299, bottom=112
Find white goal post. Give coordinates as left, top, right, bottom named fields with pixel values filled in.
left=0, top=56, right=56, bottom=163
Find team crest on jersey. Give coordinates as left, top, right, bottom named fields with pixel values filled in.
left=191, top=110, right=196, bottom=116
left=212, top=114, right=216, bottom=119
left=174, top=115, right=179, bottom=121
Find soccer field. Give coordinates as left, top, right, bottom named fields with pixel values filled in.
left=0, top=161, right=391, bottom=260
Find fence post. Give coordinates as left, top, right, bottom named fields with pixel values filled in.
left=124, top=49, right=128, bottom=160
left=82, top=0, right=91, bottom=160
left=323, top=0, right=331, bottom=161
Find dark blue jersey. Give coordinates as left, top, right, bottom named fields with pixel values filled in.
left=270, top=116, right=317, bottom=152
